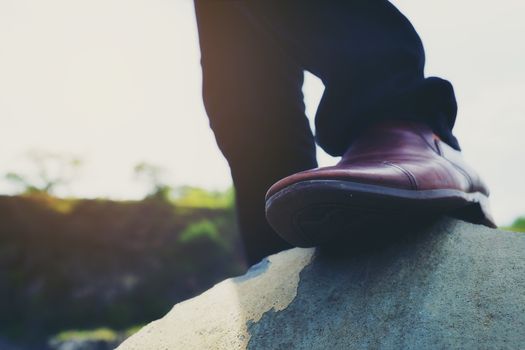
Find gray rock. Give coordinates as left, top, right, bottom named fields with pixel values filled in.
left=118, top=218, right=525, bottom=349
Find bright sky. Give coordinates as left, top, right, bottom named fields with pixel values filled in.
left=0, top=0, right=524, bottom=224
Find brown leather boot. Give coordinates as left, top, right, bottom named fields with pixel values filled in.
left=265, top=121, right=496, bottom=247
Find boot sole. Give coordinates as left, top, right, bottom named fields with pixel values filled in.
left=265, top=179, right=496, bottom=248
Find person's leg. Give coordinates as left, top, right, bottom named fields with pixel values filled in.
left=243, top=0, right=460, bottom=156
left=194, top=1, right=318, bottom=265
left=238, top=1, right=495, bottom=246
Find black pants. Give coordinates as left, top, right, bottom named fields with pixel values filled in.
left=194, top=0, right=460, bottom=265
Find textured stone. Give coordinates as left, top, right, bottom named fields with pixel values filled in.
left=118, top=218, right=525, bottom=349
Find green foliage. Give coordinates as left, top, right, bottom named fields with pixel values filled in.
left=180, top=219, right=220, bottom=243
left=0, top=190, right=244, bottom=347
left=173, top=186, right=235, bottom=209
left=124, top=325, right=144, bottom=337
left=4, top=151, right=82, bottom=195
left=52, top=328, right=118, bottom=342
left=507, top=216, right=525, bottom=232
left=134, top=162, right=172, bottom=201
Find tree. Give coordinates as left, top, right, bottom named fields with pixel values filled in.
left=509, top=217, right=525, bottom=232
left=5, top=151, right=82, bottom=195
left=133, top=162, right=172, bottom=201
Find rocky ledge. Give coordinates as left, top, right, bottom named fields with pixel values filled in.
left=118, top=218, right=525, bottom=349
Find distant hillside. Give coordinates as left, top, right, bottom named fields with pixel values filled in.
left=0, top=193, right=245, bottom=348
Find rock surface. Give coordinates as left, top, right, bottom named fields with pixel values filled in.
left=118, top=218, right=525, bottom=349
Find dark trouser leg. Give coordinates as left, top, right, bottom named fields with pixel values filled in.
left=243, top=1, right=460, bottom=156
left=194, top=1, right=318, bottom=265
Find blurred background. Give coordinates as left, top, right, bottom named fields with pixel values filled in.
left=0, top=0, right=524, bottom=349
